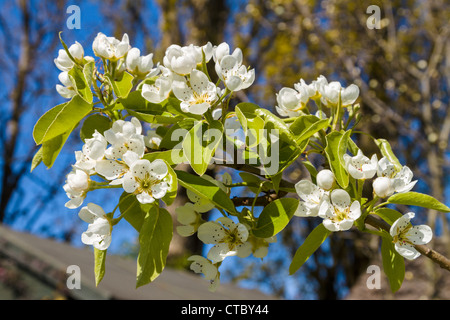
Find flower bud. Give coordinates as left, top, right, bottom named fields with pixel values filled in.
left=316, top=169, right=335, bottom=191
left=372, top=177, right=394, bottom=198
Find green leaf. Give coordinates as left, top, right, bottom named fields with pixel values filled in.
left=159, top=118, right=195, bottom=150
left=94, top=248, right=107, bottom=287
left=41, top=129, right=73, bottom=168
left=161, top=161, right=178, bottom=206
left=136, top=205, right=172, bottom=288
left=372, top=208, right=403, bottom=225
left=30, top=147, right=43, bottom=172
left=176, top=170, right=237, bottom=214
left=182, top=120, right=223, bottom=176
left=80, top=114, right=111, bottom=141
left=289, top=223, right=331, bottom=275
left=324, top=130, right=351, bottom=188
left=111, top=71, right=134, bottom=99
left=69, top=65, right=93, bottom=103
left=118, top=193, right=146, bottom=231
left=290, top=115, right=330, bottom=144
left=33, top=95, right=92, bottom=145
left=253, top=198, right=299, bottom=238
left=381, top=236, right=405, bottom=293
left=387, top=192, right=450, bottom=213
left=375, top=139, right=402, bottom=171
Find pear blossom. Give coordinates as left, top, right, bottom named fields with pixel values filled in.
left=197, top=217, right=249, bottom=263
left=92, top=32, right=130, bottom=61
left=241, top=235, right=277, bottom=259
left=172, top=69, right=220, bottom=115
left=95, top=150, right=139, bottom=184
left=294, top=180, right=328, bottom=217
left=54, top=41, right=84, bottom=71
left=187, top=255, right=220, bottom=292
left=126, top=47, right=159, bottom=78
left=390, top=212, right=433, bottom=260
left=78, top=203, right=112, bottom=250
left=343, top=150, right=377, bottom=180
left=318, top=189, right=361, bottom=231
left=214, top=42, right=255, bottom=92
left=316, top=78, right=359, bottom=107
left=184, top=42, right=214, bottom=65
left=103, top=117, right=145, bottom=159
left=175, top=203, right=204, bottom=237
left=316, top=169, right=335, bottom=191
left=373, top=157, right=417, bottom=198
left=163, top=44, right=198, bottom=75
left=275, top=87, right=307, bottom=117
left=141, top=66, right=173, bottom=104
left=63, top=168, right=91, bottom=209
left=56, top=72, right=76, bottom=99
left=122, top=158, right=170, bottom=204
left=144, top=128, right=162, bottom=150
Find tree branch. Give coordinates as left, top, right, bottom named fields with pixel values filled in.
left=365, top=214, right=450, bottom=272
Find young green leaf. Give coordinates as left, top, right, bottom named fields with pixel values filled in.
left=110, top=71, right=134, bottom=99
left=372, top=208, right=403, bottom=225
left=375, top=139, right=402, bottom=171
left=253, top=198, right=299, bottom=238
left=69, top=65, right=93, bottom=103
left=290, top=115, right=330, bottom=144
left=41, top=128, right=74, bottom=168
left=94, top=248, right=107, bottom=287
left=289, top=223, right=331, bottom=275
left=136, top=205, right=172, bottom=288
left=381, top=236, right=405, bottom=293
left=176, top=170, right=236, bottom=214
left=387, top=192, right=450, bottom=213
left=80, top=114, right=111, bottom=141
left=182, top=120, right=223, bottom=176
left=324, top=130, right=351, bottom=188
left=33, top=95, right=92, bottom=145
left=118, top=192, right=146, bottom=231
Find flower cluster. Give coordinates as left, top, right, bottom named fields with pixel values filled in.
left=275, top=75, right=359, bottom=117
left=175, top=173, right=275, bottom=291
left=294, top=148, right=431, bottom=259
left=62, top=117, right=171, bottom=250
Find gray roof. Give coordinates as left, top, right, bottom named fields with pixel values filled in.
left=0, top=225, right=276, bottom=300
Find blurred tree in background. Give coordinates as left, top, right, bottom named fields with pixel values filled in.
left=0, top=0, right=448, bottom=299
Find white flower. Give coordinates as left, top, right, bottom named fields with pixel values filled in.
left=275, top=87, right=307, bottom=117
left=126, top=47, right=158, bottom=78
left=122, top=158, right=170, bottom=204
left=316, top=169, right=335, bottom=191
left=78, top=203, right=112, bottom=250
left=197, top=217, right=249, bottom=263
left=391, top=166, right=417, bottom=193
left=373, top=157, right=417, bottom=198
left=318, top=189, right=361, bottom=231
left=54, top=41, right=84, bottom=71
left=242, top=235, right=277, bottom=259
left=172, top=69, right=220, bottom=115
left=95, top=150, right=139, bottom=184
left=214, top=42, right=255, bottom=92
left=294, top=180, right=327, bottom=217
left=187, top=255, right=220, bottom=292
left=372, top=177, right=394, bottom=198
left=104, top=117, right=145, bottom=159
left=141, top=66, right=173, bottom=104
left=316, top=79, right=359, bottom=107
left=63, top=168, right=90, bottom=209
left=184, top=42, right=214, bottom=65
left=163, top=44, right=197, bottom=75
left=144, top=129, right=162, bottom=150
left=343, top=150, right=378, bottom=180
left=56, top=72, right=76, bottom=99
left=92, top=32, right=130, bottom=61
left=175, top=203, right=204, bottom=237
left=390, top=212, right=433, bottom=260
